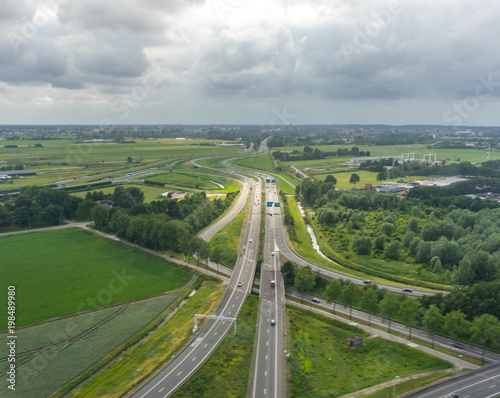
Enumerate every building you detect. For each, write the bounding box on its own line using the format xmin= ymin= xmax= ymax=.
xmin=0 ymin=170 xmax=37 ymax=177
xmin=348 ymin=335 xmax=363 ymax=348
xmin=94 ymin=200 xmax=114 ymax=210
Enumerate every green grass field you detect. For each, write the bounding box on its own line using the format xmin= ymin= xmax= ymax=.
xmin=0 ymin=228 xmax=193 ymax=326
xmin=71 ymin=184 xmax=170 ymax=202
xmin=209 ymin=206 xmax=246 ymax=268
xmin=0 ymin=294 xmax=178 ymax=398
xmin=287 ymin=306 xmax=452 ymax=397
xmin=274 ymin=144 xmax=498 ymax=164
xmin=173 ymin=294 xmax=259 ymax=398
xmin=0 ymin=139 xmax=243 ymax=189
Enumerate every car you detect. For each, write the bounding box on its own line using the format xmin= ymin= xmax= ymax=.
xmin=402 ymin=288 xmax=413 ymax=293
xmin=363 ymin=280 xmax=372 ymax=284
xmin=451 ymin=342 xmax=464 ymax=349
xmin=237 ymin=282 xmax=242 ymax=287
xmin=445 ymin=394 xmax=459 ymax=398
xmin=312 ymin=298 xmax=320 ymax=303
xmin=271 ymin=252 xmax=275 ymax=256
xmin=270 ymin=319 xmax=276 ymax=325
xmin=249 ymin=238 xmax=253 ymax=243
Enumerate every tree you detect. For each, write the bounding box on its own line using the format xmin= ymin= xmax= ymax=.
xmin=198 ymin=239 xmax=210 ymax=267
xmin=398 ymin=299 xmax=421 ymax=340
xmin=340 ymin=280 xmax=359 ymax=319
xmin=379 ymin=294 xmax=400 ymax=333
xmin=374 ymin=235 xmax=385 ymax=251
xmin=210 ymin=245 xmax=223 ymax=274
xmin=380 ymin=222 xmax=395 ymax=236
xmin=75 ymin=199 xmax=96 ymax=221
xmin=407 ymin=217 xmax=419 ymax=233
xmin=444 ymin=310 xmax=471 ymax=342
xmin=325 ymin=279 xmax=342 ymax=313
xmin=127 ymin=156 xmax=133 ymax=163
xmin=281 ymin=261 xmax=296 ymax=286
xmin=352 ymin=235 xmax=372 ymax=255
xmin=470 ymin=314 xmax=500 ymax=353
xmin=324 ymin=174 xmax=337 ymax=185
xmin=384 ymin=241 xmax=401 ymax=260
xmin=91 ymin=206 xmax=108 ymax=229
xmin=422 ymin=305 xmax=444 ymax=348
xmin=360 ymin=287 xmax=379 ymax=325
xmin=349 ymin=173 xmax=360 ymax=187
xmin=294 ymin=266 xmax=316 ymax=303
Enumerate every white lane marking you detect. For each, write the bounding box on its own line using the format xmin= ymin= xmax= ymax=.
xmin=265 ymin=370 xmax=268 ymax=376
xmin=159 ymin=387 xmax=164 ymax=393
xmin=489 ymin=385 xmax=496 ymax=388
xmin=177 ymin=371 xmax=182 ymax=376
xmin=266 ymin=341 xmax=269 ymax=346
xmin=264 ymin=388 xmax=267 ymax=395
xmin=192 ymin=357 xmax=197 ymax=361
xmin=266 ymin=355 xmax=268 ymax=360
xmin=214 ymin=332 xmax=218 ymax=336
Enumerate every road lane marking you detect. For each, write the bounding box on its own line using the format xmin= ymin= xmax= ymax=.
xmin=177 ymin=371 xmax=182 ymax=376
xmin=192 ymin=357 xmax=197 ymax=361
xmin=158 ymin=387 xmax=164 ymax=392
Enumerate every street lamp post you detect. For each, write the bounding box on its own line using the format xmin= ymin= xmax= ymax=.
xmin=135 ymin=368 xmax=141 ymax=387
xmin=393 ymin=376 xmax=399 ymax=397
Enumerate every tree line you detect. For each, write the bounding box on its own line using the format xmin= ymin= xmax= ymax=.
xmin=283 ymin=262 xmax=500 ymax=352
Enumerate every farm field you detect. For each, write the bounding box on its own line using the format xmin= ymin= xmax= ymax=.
xmin=273 ymin=144 xmax=498 ymax=164
xmin=0 ymin=294 xmax=179 ymax=398
xmin=0 ymin=139 xmax=243 ymax=189
xmin=173 ymin=294 xmax=259 ymax=398
xmin=68 ymin=280 xmax=224 ymax=398
xmin=0 ymin=228 xmax=193 ymax=326
xmin=287 ymin=306 xmax=452 ymax=398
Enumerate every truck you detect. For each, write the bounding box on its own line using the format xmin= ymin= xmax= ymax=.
xmin=274 ymin=202 xmax=280 ymax=207
xmin=266 ymin=178 xmax=271 ymax=183
xmin=267 ymin=201 xmax=273 ymax=207
xmin=271 ymin=179 xmax=276 ymax=183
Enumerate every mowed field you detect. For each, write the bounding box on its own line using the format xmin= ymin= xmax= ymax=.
xmin=0 ymin=228 xmax=193 ymax=327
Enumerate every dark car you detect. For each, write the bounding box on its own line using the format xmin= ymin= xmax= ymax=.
xmin=451 ymin=342 xmax=464 ymax=349
xmin=402 ymin=288 xmax=412 ymax=293
xmin=445 ymin=394 xmax=459 ymax=398
xmin=363 ymin=280 xmax=372 ymax=284
xmin=312 ymin=298 xmax=320 ymax=303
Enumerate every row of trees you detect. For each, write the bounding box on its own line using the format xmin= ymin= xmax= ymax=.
xmin=284 ymin=264 xmax=500 ymax=351
xmin=0 ymin=186 xmax=82 ymax=228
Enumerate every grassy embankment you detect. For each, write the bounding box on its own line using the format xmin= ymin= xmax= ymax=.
xmin=173 ymin=294 xmax=259 ymax=397
xmin=287 ymin=306 xmax=452 ymax=397
xmin=62 ymin=280 xmax=224 ymax=398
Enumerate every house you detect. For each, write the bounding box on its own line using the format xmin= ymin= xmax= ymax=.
xmin=94 ymin=200 xmax=114 ymax=210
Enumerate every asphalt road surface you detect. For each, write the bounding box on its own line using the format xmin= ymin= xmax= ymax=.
xmin=402 ymin=361 xmax=500 ymax=398
xmin=131 ymin=178 xmax=262 ymax=398
xmin=251 ymin=180 xmax=285 ymax=398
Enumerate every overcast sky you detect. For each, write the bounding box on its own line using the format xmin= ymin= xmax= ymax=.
xmin=0 ymin=0 xmax=499 ymax=126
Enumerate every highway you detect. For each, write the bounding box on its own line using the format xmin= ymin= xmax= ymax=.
xmin=251 ymin=179 xmax=285 ymax=398
xmin=402 ymin=361 xmax=500 ymax=398
xmin=131 ymin=177 xmax=262 ymax=398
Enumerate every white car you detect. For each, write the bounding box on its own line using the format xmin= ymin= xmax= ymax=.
xmin=249 ymin=238 xmax=253 ymax=243
xmin=271 ymin=252 xmax=275 ymax=256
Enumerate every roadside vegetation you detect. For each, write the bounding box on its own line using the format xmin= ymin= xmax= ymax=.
xmin=63 ymin=280 xmax=224 ymax=398
xmin=287 ymin=306 xmax=451 ymax=397
xmin=209 ymin=207 xmax=246 ymax=269
xmin=173 ymin=294 xmax=259 ymax=398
